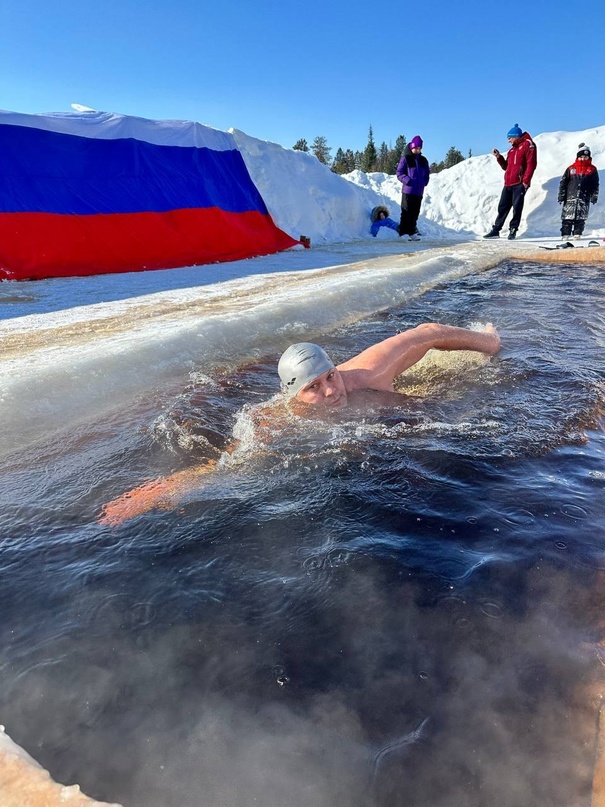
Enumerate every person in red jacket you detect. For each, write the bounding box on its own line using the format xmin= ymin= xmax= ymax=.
xmin=484 ymin=124 xmax=538 ymax=240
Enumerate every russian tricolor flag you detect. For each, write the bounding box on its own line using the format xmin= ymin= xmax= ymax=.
xmin=0 ymin=109 xmax=299 ymax=281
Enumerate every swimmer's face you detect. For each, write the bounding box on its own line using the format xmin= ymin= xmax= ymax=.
xmin=296 ymin=367 xmax=347 ymax=408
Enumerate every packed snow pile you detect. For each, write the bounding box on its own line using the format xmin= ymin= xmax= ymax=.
xmin=234 ymin=125 xmax=605 ymax=242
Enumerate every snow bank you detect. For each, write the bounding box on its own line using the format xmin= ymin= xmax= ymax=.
xmin=235 ymin=123 xmax=605 ymax=241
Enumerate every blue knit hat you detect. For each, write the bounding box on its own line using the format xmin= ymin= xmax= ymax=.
xmin=507 ymin=124 xmax=522 ymax=138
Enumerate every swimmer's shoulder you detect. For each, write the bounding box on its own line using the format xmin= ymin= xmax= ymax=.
xmin=337 ymin=364 xmax=377 ymax=394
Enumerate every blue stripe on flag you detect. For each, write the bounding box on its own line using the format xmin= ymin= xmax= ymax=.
xmin=0 ymin=123 xmax=269 ymax=215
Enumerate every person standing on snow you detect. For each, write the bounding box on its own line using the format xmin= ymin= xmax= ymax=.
xmin=557 ymin=143 xmax=599 ymax=241
xmin=396 ymin=136 xmax=430 ymax=241
xmin=484 ymin=124 xmax=537 ymax=240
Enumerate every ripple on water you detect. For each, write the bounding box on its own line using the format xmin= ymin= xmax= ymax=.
xmin=560 ymin=503 xmax=589 ymax=520
xmin=497 ymin=507 xmax=537 ymax=527
xmin=479 ymin=601 xmax=504 ymax=619
xmin=300 ymin=548 xmax=354 ymax=573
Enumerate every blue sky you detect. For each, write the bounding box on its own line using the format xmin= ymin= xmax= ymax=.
xmin=3 ymin=0 xmax=605 ymax=163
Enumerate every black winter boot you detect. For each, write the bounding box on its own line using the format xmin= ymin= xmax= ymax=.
xmin=483 ymin=228 xmax=500 ymax=239
xmin=508 ymin=229 xmax=518 ymax=240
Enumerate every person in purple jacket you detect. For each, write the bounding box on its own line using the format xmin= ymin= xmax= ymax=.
xmin=396 ymin=135 xmax=430 ymax=240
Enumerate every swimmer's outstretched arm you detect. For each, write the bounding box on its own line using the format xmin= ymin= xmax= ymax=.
xmin=339 ymin=323 xmax=501 ymax=392
xmin=98 ymin=406 xmax=281 ymax=527
xmin=98 ymin=459 xmax=220 ymax=527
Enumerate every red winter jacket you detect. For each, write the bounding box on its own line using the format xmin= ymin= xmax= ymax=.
xmin=496 ymin=132 xmax=537 ymax=188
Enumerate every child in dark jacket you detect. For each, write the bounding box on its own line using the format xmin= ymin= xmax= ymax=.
xmin=558 ymin=143 xmax=599 ymax=240
xmin=370 ymin=205 xmax=399 ymax=237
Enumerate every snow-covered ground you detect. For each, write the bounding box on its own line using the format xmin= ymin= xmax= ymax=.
xmin=234 ymin=124 xmax=605 ymax=243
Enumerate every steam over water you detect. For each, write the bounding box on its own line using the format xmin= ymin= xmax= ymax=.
xmin=1 ymin=258 xmax=604 ymax=806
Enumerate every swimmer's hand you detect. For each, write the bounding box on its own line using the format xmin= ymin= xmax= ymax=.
xmin=98 ymin=460 xmax=219 ymax=527
xmin=481 ymin=322 xmax=501 ymax=354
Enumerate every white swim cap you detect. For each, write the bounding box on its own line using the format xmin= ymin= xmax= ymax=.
xmin=278 ymin=343 xmax=335 ymax=396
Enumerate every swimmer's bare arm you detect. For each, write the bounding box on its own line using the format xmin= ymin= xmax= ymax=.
xmin=338 ymin=323 xmax=501 ymax=392
xmin=98 ymin=456 xmax=227 ymax=527
xmin=98 ymin=403 xmax=287 ymax=527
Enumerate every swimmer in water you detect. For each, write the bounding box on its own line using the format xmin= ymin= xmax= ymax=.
xmin=278 ymin=323 xmax=500 ymax=410
xmin=98 ymin=323 xmax=501 ymax=526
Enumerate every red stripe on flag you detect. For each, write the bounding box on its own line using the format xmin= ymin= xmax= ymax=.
xmin=0 ymin=208 xmax=299 ymax=280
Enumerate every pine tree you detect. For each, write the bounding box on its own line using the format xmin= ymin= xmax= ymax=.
xmin=376 ymin=141 xmax=390 ymax=173
xmin=394 ymin=134 xmax=407 ymax=153
xmin=360 ymin=126 xmax=377 ymax=172
xmin=292 ymin=137 xmax=309 ymax=152
xmin=385 ymin=135 xmax=406 ymax=175
xmin=344 ymin=149 xmax=357 ymax=172
xmin=311 ymin=136 xmax=332 ymax=165
xmin=331 ymin=147 xmax=349 ymax=174
xmin=293 ymin=138 xmax=309 ymax=152
xmin=443 ymin=147 xmax=465 ymax=169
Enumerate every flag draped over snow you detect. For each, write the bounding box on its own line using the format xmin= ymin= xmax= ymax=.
xmin=0 ymin=109 xmax=299 ymax=281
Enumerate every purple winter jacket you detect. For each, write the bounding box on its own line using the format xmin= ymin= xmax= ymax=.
xmin=396 ymin=145 xmax=430 ymax=197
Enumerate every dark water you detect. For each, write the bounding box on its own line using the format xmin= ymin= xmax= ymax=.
xmin=1 ymin=259 xmax=604 ymax=806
